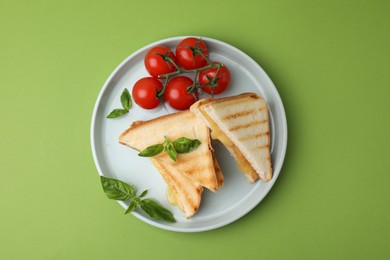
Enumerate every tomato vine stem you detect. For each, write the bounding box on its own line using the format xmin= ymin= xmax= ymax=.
xmin=157 ymin=59 xmax=222 ymax=98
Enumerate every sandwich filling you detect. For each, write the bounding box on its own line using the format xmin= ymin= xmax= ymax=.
xmin=166 ymin=186 xmax=178 ymax=206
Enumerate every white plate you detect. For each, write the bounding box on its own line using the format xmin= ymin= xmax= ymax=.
xmin=91 ymin=36 xmax=287 ymax=232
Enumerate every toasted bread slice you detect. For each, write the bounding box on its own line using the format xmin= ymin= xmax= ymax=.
xmin=150 ymin=158 xmax=203 ymax=218
xmin=150 ymin=151 xmax=222 ymax=218
xmin=190 ymin=93 xmax=272 ymax=182
xmin=119 ymin=111 xmax=220 ymax=192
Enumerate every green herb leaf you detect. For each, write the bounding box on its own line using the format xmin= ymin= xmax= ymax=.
xmin=100 ymin=176 xmax=175 ymax=222
xmin=106 ymin=88 xmax=132 ymax=119
xmin=173 ymin=137 xmax=201 ymax=154
xmin=138 ymin=144 xmax=164 ymax=157
xmin=100 ymin=176 xmax=136 ymax=200
xmin=137 ymin=136 xmax=200 ymax=162
xmin=120 ymin=88 xmax=132 ymax=111
xmin=106 ymin=108 xmax=128 ymax=118
xmin=140 ymin=199 xmax=176 ymax=222
xmin=125 ymin=201 xmax=137 ymax=214
xmin=164 ymin=137 xmax=177 ymax=161
xmin=139 ymin=190 xmax=148 ymax=198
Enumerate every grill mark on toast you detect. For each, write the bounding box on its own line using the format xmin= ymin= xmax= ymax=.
xmin=159 ymin=162 xmax=201 ymax=207
xmin=178 ymin=185 xmax=196 ymax=208
xmin=171 ymin=160 xmax=217 ymax=191
xmin=252 ymin=144 xmax=270 ymax=150
xmin=207 ymin=94 xmax=263 ymax=109
xmin=228 ymin=119 xmax=267 ymax=131
xmin=221 ymin=106 xmax=267 ymax=121
xmin=178 ymin=163 xmax=214 ymax=174
xmin=238 ymin=131 xmax=269 ymax=142
xmin=174 ymin=153 xmax=213 ymax=171
xmin=180 ymin=164 xmax=213 ymax=176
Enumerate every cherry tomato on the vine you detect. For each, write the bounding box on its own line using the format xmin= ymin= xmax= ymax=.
xmin=164 ymin=76 xmax=198 ymax=110
xmin=132 ymin=77 xmax=163 ymax=109
xmin=144 ymin=46 xmax=177 ymax=78
xmin=175 ymin=37 xmax=209 ymax=70
xmin=199 ymin=62 xmax=231 ymax=95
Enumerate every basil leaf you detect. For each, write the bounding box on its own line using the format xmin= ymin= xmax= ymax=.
xmin=138 ymin=144 xmax=164 ymax=157
xmin=139 ymin=190 xmax=148 ymax=198
xmin=140 ymin=199 xmax=176 ymax=222
xmin=164 ymin=138 xmax=177 ymax=161
xmin=100 ymin=176 xmax=136 ymax=200
xmin=106 ymin=108 xmax=128 ymax=118
xmin=173 ymin=137 xmax=201 ymax=154
xmin=125 ymin=200 xmax=137 ymax=215
xmin=120 ymin=88 xmax=132 ymax=111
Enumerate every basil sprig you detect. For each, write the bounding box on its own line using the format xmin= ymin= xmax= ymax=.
xmin=138 ymin=136 xmax=201 ymax=161
xmin=100 ymin=176 xmax=176 ymax=222
xmin=107 ymin=88 xmax=132 ymax=118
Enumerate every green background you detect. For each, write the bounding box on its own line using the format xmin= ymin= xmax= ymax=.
xmin=1 ymin=0 xmax=389 ymax=259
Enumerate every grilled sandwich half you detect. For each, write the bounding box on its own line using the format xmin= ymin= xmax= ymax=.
xmin=190 ymin=92 xmax=272 ymax=182
xmin=119 ymin=111 xmax=223 ymax=218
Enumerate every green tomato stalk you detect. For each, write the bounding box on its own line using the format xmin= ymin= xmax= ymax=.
xmin=156 ymin=48 xmax=224 ymax=99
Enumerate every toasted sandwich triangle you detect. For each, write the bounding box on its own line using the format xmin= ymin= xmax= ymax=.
xmin=119 ymin=111 xmax=220 ymax=191
xmin=118 ymin=110 xmax=223 ymax=218
xmin=190 ymin=92 xmax=273 ymax=182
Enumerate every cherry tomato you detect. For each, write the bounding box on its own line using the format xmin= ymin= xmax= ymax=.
xmin=199 ymin=62 xmax=231 ymax=95
xmin=164 ymin=76 xmax=198 ymax=110
xmin=144 ymin=46 xmax=177 ymax=78
xmin=175 ymin=37 xmax=209 ymax=70
xmin=132 ymin=77 xmax=163 ymax=109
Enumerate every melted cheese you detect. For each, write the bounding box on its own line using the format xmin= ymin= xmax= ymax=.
xmin=166 ymin=186 xmax=177 ymax=206
xmin=200 ymin=110 xmax=258 ymax=181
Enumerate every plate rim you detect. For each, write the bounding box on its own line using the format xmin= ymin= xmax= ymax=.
xmin=90 ymin=36 xmax=288 ymax=232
